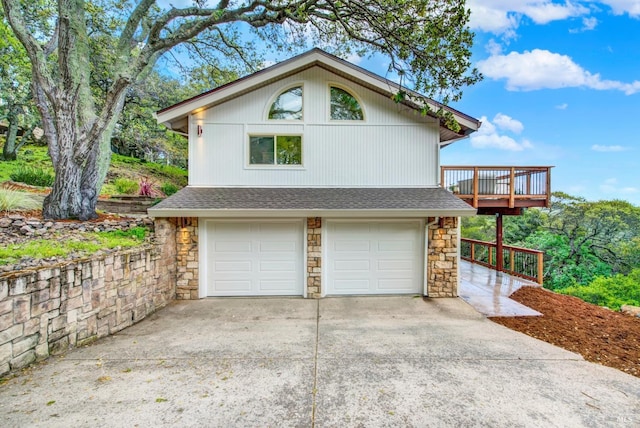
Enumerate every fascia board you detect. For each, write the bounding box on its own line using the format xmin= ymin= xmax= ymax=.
xmin=147 ymin=208 xmax=477 ymax=219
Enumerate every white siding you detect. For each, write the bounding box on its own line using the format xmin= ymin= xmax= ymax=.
xmin=190 ymin=67 xmax=440 ymax=187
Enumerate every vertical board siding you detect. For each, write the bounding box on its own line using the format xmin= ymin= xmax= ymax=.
xmin=191 ymin=67 xmax=440 ymax=187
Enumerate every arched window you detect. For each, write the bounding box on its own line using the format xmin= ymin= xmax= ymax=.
xmin=330 ymin=86 xmax=364 ymax=120
xmin=268 ymin=86 xmax=303 ymax=120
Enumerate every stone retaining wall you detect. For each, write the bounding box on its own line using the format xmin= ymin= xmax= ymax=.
xmin=0 ymin=219 xmax=176 ymax=376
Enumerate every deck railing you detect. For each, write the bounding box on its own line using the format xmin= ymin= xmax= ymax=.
xmin=461 ymin=238 xmax=544 ymax=285
xmin=441 ymin=166 xmax=552 ymax=208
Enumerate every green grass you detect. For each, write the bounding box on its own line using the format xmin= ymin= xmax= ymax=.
xmin=160 ymin=182 xmax=180 ymax=196
xmin=113 ymin=177 xmax=138 ymax=195
xmin=0 ymin=189 xmax=40 ymax=211
xmin=0 ymin=144 xmax=52 ymax=183
xmin=10 ymin=166 xmax=55 ymax=187
xmin=0 ymin=227 xmax=148 ymax=266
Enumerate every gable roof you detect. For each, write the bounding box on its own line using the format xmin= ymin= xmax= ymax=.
xmin=156 ymin=48 xmax=480 ymax=145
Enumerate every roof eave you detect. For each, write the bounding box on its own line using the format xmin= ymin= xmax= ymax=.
xmin=147 ymin=207 xmax=477 ymax=219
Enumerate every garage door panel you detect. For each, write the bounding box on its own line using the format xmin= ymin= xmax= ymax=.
xmin=377 ymin=259 xmax=412 ymax=271
xmin=259 ymin=279 xmax=297 ymax=292
xmin=334 ymin=259 xmax=370 ymax=271
xmin=378 ymin=240 xmax=414 ymax=252
xmin=206 ymin=220 xmax=304 ymax=296
xmin=334 ymin=279 xmax=370 ymax=292
xmin=259 ymin=260 xmax=297 ymax=272
xmin=333 ymin=240 xmax=370 ymax=252
xmin=215 ymin=240 xmax=252 ymax=252
xmin=327 ymin=220 xmax=423 ymax=295
xmin=377 ymin=279 xmax=414 ymax=290
xmin=215 ymin=261 xmax=252 ymax=272
xmin=214 ymin=280 xmax=252 ymax=292
xmin=260 ymin=240 xmax=297 ymax=252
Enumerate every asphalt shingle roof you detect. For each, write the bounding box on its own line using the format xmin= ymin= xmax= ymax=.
xmin=149 ymin=187 xmax=475 ymax=216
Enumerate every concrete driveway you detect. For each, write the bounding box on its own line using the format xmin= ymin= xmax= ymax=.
xmin=0 ymin=297 xmax=638 ymax=427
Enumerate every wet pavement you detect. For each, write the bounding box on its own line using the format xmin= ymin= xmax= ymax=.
xmin=458 ymin=261 xmax=542 ymax=317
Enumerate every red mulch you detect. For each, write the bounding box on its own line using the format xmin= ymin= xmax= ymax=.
xmin=490 ymin=287 xmax=640 ymax=378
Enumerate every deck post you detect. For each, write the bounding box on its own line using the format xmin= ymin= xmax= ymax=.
xmin=496 ymin=213 xmax=503 ymax=272
xmin=537 ymin=252 xmax=544 ymax=285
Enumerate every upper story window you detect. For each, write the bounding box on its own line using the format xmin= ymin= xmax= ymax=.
xmin=330 ymin=86 xmax=364 ymax=120
xmin=249 ymin=135 xmax=302 ymax=166
xmin=268 ymin=86 xmax=303 ymax=120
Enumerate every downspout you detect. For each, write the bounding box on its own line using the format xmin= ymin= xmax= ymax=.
xmin=424 ymin=217 xmax=440 ymax=297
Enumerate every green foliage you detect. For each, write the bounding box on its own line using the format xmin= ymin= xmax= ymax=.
xmin=524 ymin=230 xmax=612 ymax=289
xmin=160 ymin=182 xmax=180 ymax=196
xmin=0 ymin=10 xmax=40 ymax=161
xmin=0 ymin=188 xmax=39 ymax=211
xmin=0 ymin=228 xmax=147 ymax=266
xmin=559 ymin=269 xmax=640 ymax=310
xmin=96 ymin=226 xmax=147 ymax=242
xmin=110 ymin=153 xmax=187 ymax=186
xmin=461 ymin=193 xmax=640 ymax=293
xmin=10 ymin=166 xmax=54 ymax=187
xmin=461 ymin=216 xmax=495 ymax=241
xmin=113 ymin=177 xmax=138 ymax=195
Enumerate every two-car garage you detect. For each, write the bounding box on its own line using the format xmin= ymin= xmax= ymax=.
xmin=203 ymin=219 xmax=424 ymax=297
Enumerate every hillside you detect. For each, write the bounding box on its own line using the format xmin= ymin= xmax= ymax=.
xmin=0 ymin=143 xmax=187 ymax=197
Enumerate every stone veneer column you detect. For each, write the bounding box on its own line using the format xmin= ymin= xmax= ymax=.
xmin=306 ymin=217 xmax=322 ymax=298
xmin=175 ymin=218 xmax=199 ymax=300
xmin=427 ymin=217 xmax=459 ymax=297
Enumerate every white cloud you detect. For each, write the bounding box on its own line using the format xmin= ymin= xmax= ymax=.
xmin=556 ymin=103 xmax=569 ymax=109
xmin=600 ymin=177 xmax=639 ymax=194
xmin=591 ymin=144 xmax=629 ymax=152
xmin=467 ymin=1 xmax=640 ymax=38
xmin=477 ymin=49 xmax=640 ymax=94
xmin=471 ymin=115 xmax=533 ymax=151
xmin=467 ymin=1 xmax=589 ymax=37
xmin=582 ymin=16 xmax=599 ymax=30
xmin=599 ymin=0 xmax=640 ymax=17
xmin=485 ymin=39 xmax=504 ymax=56
xmin=493 ymin=113 xmax=524 ymax=134
xmin=344 ymin=52 xmax=363 ymax=65
xmin=570 ymin=16 xmax=599 ymax=32
xmin=520 ymin=2 xmax=589 ymax=23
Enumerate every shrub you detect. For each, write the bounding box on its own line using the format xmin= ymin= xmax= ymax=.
xmin=0 ymin=188 xmax=40 ymax=211
xmin=559 ymin=269 xmax=640 ymax=310
xmin=97 ymin=226 xmax=147 ymax=241
xmin=10 ymin=166 xmax=54 ymax=187
xmin=160 ymin=182 xmax=179 ymax=196
xmin=113 ymin=177 xmax=138 ymax=195
xmin=138 ymin=176 xmax=155 ymax=197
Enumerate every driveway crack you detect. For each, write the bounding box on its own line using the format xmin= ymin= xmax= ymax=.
xmin=311 ymin=299 xmax=320 ymax=427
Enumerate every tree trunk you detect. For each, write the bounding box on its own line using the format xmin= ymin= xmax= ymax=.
xmin=2 ymin=119 xmax=19 ymax=161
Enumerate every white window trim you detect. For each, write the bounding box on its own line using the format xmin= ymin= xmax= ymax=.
xmin=246 ymin=133 xmax=305 ymax=169
xmin=327 ymin=82 xmax=366 ymax=123
xmin=264 ymin=82 xmax=305 ymax=122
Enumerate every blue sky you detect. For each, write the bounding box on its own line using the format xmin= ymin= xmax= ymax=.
xmin=160 ymin=1 xmax=639 ymax=205
xmin=435 ymin=1 xmax=640 ymax=205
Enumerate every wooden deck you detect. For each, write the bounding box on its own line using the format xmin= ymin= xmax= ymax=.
xmin=441 ymin=166 xmax=552 ymax=215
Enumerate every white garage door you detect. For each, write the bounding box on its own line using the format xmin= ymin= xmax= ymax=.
xmin=205 ymin=220 xmax=304 ymax=296
xmin=326 ymin=220 xmax=424 ymax=295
